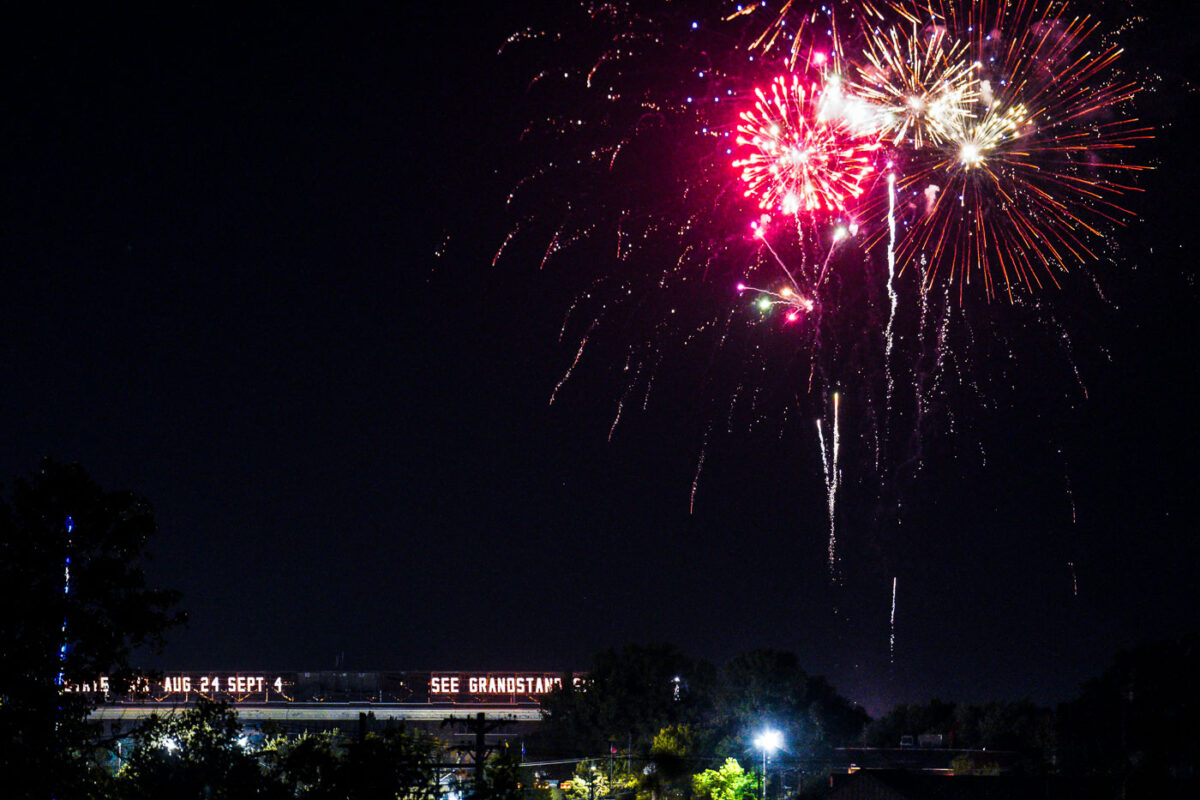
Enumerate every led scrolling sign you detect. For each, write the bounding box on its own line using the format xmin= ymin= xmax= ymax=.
xmin=66 ymin=671 xmax=582 ymax=705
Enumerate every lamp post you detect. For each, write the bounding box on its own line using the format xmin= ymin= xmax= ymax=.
xmin=753 ymin=729 xmax=783 ymax=800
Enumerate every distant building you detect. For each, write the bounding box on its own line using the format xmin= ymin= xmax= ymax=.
xmin=81 ymin=669 xmax=577 ymax=739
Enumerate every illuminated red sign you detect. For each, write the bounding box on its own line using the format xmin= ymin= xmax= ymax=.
xmin=429 ymin=672 xmax=577 ymax=697
xmin=67 ymin=671 xmax=582 ymax=705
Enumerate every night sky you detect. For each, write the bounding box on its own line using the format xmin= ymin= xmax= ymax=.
xmin=3 ymin=2 xmax=1198 ymax=717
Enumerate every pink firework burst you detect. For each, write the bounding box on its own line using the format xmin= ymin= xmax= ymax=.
xmin=734 ymin=75 xmax=881 ymax=217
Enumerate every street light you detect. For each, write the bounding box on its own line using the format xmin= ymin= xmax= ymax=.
xmin=753 ymin=729 xmax=783 ymax=800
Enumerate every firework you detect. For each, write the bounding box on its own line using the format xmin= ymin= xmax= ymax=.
xmin=817 ymin=391 xmax=842 ymax=576
xmin=850 ymin=23 xmax=980 ymax=149
xmin=741 ymin=0 xmax=1151 ymax=298
xmin=889 ymin=576 xmax=898 ymax=663
xmin=499 ymin=0 xmax=1149 ymax=579
xmin=868 ymin=0 xmax=1152 ymax=298
xmin=738 ymin=281 xmax=815 ymax=323
xmin=734 ymin=75 xmax=881 ymax=217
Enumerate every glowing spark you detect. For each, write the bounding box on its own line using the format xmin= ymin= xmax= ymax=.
xmin=739 ymin=281 xmax=815 ymax=319
xmin=890 ymin=576 xmax=898 ymax=664
xmin=817 ymin=392 xmax=841 ymax=577
xmin=550 ymin=323 xmax=596 ymax=405
xmin=690 ymin=428 xmax=710 ymax=515
xmin=885 ymin=171 xmax=898 ymax=414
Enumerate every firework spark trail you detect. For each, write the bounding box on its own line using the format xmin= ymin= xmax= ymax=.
xmin=690 ymin=426 xmax=711 ymax=515
xmin=609 ymin=355 xmax=640 ymax=442
xmin=1068 ymin=561 xmax=1079 ymax=597
xmin=539 ymin=229 xmax=562 ymax=271
xmin=755 ymin=228 xmax=804 ymax=293
xmin=1060 ymin=448 xmax=1078 ymax=525
xmin=726 ymin=382 xmax=744 ymax=434
xmin=550 ymin=321 xmax=598 ymax=405
xmin=817 ymin=392 xmax=841 ymax=577
xmin=492 ymin=222 xmax=524 ymax=267
xmin=883 ymin=170 xmax=898 ymax=467
xmin=58 ymin=516 xmax=73 ymax=690
xmin=890 ymin=576 xmax=898 ymax=664
xmin=813 ymin=226 xmax=852 ymax=293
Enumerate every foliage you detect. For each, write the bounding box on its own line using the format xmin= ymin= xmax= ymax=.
xmin=539 ymin=644 xmax=715 ymax=756
xmin=260 ymin=731 xmax=343 ymax=798
xmin=861 ymin=698 xmax=957 ymax=747
xmin=638 ymin=725 xmax=696 ymax=800
xmin=117 ymin=701 xmax=444 ymax=799
xmin=862 ymin=697 xmax=1053 ymax=772
xmin=478 ymin=744 xmax=524 ymax=800
xmin=116 ymin=700 xmax=271 ymax=799
xmin=1057 ymin=633 xmax=1200 ymax=791
xmin=539 ymin=646 xmax=867 ymax=772
xmin=707 ymin=650 xmax=868 ymax=759
xmin=948 ymin=754 xmax=1001 ymax=776
xmin=565 ymin=757 xmax=638 ymax=800
xmin=0 ymin=460 xmax=185 ymax=799
xmin=691 ymin=758 xmax=757 ymax=800
xmin=336 ymin=725 xmax=443 ymax=800
xmin=648 ymin=725 xmax=695 ymax=782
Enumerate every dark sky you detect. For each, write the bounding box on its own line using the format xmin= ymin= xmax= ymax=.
xmin=2 ymin=2 xmax=1197 ymax=717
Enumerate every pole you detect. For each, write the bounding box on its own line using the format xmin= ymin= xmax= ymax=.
xmin=761 ymin=750 xmax=767 ymax=800
xmin=609 ymin=742 xmax=614 ymax=793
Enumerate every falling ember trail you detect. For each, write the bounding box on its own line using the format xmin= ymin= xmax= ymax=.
xmin=690 ymin=428 xmax=711 ymax=515
xmin=1062 ymin=453 xmax=1077 ymax=525
xmin=889 ymin=576 xmax=898 ymax=664
xmin=1068 ymin=562 xmax=1079 ymax=597
xmin=884 ymin=171 xmax=898 ymax=408
xmin=550 ymin=321 xmax=597 ymax=405
xmin=817 ymin=392 xmax=841 ymax=578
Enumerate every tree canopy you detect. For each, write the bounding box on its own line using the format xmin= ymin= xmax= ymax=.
xmin=537 ymin=645 xmax=867 ymax=769
xmin=539 ymin=644 xmax=715 ymax=755
xmin=0 ymin=460 xmax=186 ymax=798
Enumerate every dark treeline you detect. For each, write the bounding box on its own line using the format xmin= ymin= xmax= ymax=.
xmin=535 ymin=638 xmax=1200 ymax=797
xmin=534 ymin=645 xmax=866 ymax=762
xmin=3 ymin=462 xmax=1199 ymax=799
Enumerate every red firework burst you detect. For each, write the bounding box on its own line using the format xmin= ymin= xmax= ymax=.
xmin=734 ymin=75 xmax=882 ymax=217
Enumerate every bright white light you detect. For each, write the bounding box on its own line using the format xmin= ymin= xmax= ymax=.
xmin=754 ymin=729 xmax=784 ymax=754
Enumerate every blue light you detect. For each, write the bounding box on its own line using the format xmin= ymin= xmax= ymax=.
xmin=691 ymin=21 xmax=698 ymax=29
xmin=65 ymin=516 xmax=74 ymax=534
